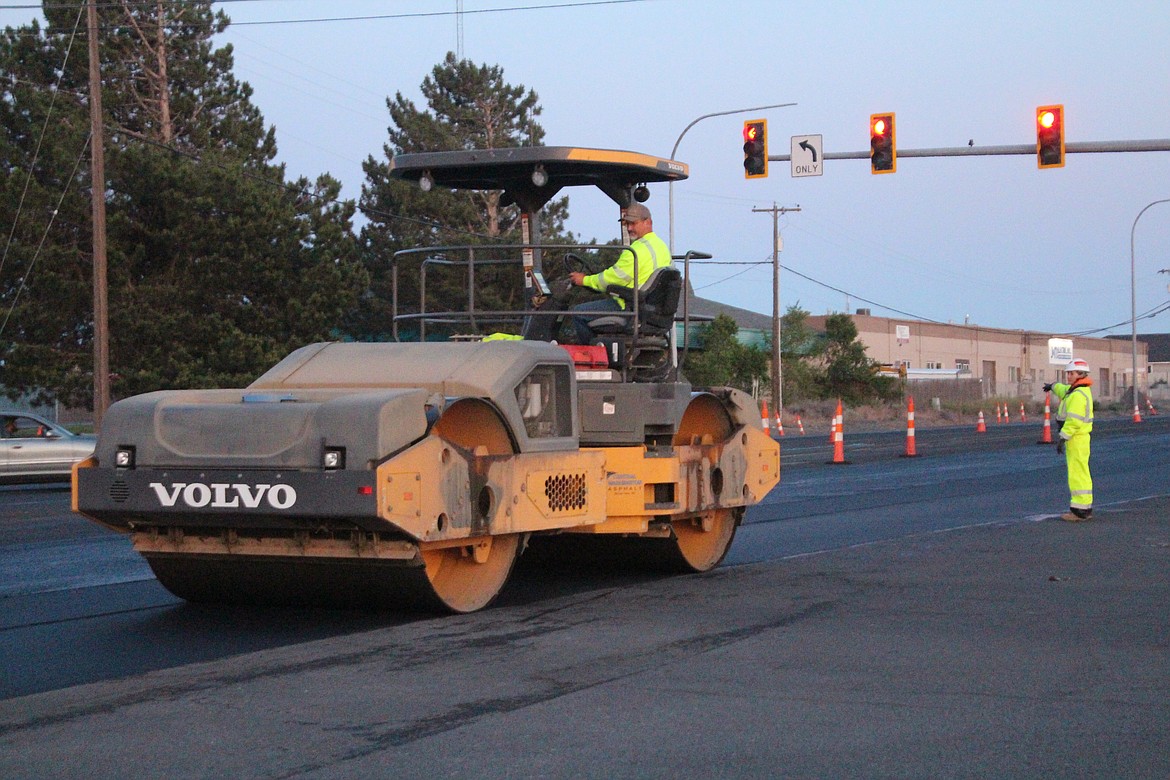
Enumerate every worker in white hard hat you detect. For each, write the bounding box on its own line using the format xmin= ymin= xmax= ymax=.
xmin=1043 ymin=358 xmax=1094 ymax=521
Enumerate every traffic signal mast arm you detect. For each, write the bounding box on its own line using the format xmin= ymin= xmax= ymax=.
xmin=769 ymin=138 xmax=1170 ymax=163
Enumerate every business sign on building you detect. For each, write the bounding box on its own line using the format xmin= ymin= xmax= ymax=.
xmin=895 ymin=325 xmax=910 ymax=344
xmin=1048 ymin=338 xmax=1073 ymax=365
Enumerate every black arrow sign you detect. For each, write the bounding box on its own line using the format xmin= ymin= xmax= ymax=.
xmin=799 ymin=140 xmax=819 ymax=163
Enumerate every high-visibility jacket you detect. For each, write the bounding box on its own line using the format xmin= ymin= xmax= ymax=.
xmin=1053 ymin=380 xmax=1094 ymax=439
xmin=583 ymin=230 xmax=672 ymax=308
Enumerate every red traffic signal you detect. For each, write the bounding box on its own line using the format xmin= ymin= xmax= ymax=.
xmin=870 ymin=113 xmax=896 ymax=174
xmin=1036 ymin=104 xmax=1065 ymax=169
xmin=743 ymin=119 xmax=768 ymax=179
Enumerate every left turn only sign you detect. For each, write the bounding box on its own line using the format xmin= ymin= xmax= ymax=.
xmin=790 ymin=135 xmax=823 ymax=177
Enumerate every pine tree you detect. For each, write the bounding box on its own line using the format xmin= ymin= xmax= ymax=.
xmin=350 ymin=53 xmax=572 ymax=341
xmin=0 ymin=2 xmax=364 ymax=406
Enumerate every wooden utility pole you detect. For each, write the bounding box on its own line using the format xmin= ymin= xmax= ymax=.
xmin=87 ymin=0 xmax=110 ymax=429
xmin=752 ymin=203 xmax=800 ymax=415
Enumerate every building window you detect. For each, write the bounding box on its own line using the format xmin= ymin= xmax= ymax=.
xmin=925 ymin=361 xmax=942 ymax=369
xmin=956 ymin=359 xmax=970 ymax=373
xmin=1009 ymin=366 xmax=1019 ymax=382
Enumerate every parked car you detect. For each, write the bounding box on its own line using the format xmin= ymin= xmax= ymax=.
xmin=1 ymin=411 xmax=96 ymax=484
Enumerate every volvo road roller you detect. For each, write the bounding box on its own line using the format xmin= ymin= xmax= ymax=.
xmin=73 ymin=146 xmax=780 ymax=612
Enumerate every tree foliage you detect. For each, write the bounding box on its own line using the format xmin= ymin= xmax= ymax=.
xmin=0 ymin=2 xmax=365 ymax=407
xmin=682 ymin=314 xmax=770 ymax=392
xmin=816 ymin=313 xmax=897 ymax=404
xmin=349 ymin=53 xmax=573 ymax=341
xmin=779 ymin=304 xmax=822 ymax=402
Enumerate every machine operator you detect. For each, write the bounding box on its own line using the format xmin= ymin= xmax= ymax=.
xmin=568 ymin=203 xmax=672 ymax=344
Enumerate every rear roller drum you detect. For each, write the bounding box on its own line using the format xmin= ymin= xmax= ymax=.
xmin=658 ymin=393 xmax=741 ymax=571
xmin=580 ymin=393 xmax=742 ymax=574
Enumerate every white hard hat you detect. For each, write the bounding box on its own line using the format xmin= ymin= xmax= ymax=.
xmin=1066 ymin=358 xmax=1090 ymax=374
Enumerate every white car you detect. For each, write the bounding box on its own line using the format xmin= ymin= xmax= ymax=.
xmin=1 ymin=411 xmax=96 ymax=484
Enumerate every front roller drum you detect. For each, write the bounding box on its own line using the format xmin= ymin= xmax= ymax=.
xmin=142 ymin=532 xmax=524 ymax=613
xmin=668 ymin=506 xmax=742 ymax=572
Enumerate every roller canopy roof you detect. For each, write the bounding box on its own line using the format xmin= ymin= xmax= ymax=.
xmin=388 ymin=146 xmax=688 ymax=212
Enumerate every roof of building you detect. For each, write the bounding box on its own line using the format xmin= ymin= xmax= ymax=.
xmin=1109 ymin=333 xmax=1170 ymax=362
xmin=682 ymin=281 xmax=774 ymax=331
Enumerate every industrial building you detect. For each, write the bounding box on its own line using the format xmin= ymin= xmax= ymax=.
xmin=683 ymin=287 xmax=1153 ymax=403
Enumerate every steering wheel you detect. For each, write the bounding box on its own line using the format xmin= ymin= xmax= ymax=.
xmin=563 ymin=251 xmax=590 ymax=276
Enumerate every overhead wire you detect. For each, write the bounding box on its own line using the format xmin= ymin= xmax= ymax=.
xmin=0 ymin=134 xmax=91 ymax=341
xmin=218 ymin=0 xmax=650 ymax=27
xmin=0 ymin=2 xmax=85 ymax=282
xmin=1067 ymin=300 xmax=1170 ymax=336
xmin=0 ymin=0 xmax=651 ymax=25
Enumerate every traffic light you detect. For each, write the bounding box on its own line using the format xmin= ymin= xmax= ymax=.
xmin=743 ymin=119 xmax=768 ymax=179
xmin=1036 ymin=105 xmax=1065 ymax=169
xmin=870 ymin=113 xmax=896 ymax=174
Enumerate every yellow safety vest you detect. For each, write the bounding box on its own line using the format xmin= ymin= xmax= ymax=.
xmin=1054 ymin=382 xmax=1094 ymax=437
xmin=584 ymin=230 xmax=672 ymax=308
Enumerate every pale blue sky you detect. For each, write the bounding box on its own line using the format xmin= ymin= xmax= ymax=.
xmin=5 ymin=0 xmax=1170 ymax=336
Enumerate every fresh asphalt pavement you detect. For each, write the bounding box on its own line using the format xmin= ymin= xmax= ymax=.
xmin=1 ymin=419 xmax=1167 ymax=779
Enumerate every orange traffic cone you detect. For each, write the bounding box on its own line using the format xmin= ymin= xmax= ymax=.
xmin=796 ymin=415 xmax=805 ymax=435
xmin=1037 ymin=392 xmax=1053 ymax=444
xmin=828 ymin=399 xmax=848 ymax=464
xmin=976 ymin=410 xmax=987 ymax=433
xmin=994 ymin=403 xmax=1003 ymax=424
xmin=901 ymin=396 xmax=918 ymax=457
xmin=1147 ymin=398 xmax=1158 ymax=416
xmin=775 ymin=410 xmax=784 ymax=436
xmin=1133 ymin=404 xmax=1143 ymax=423
xmin=761 ymin=399 xmax=771 ymax=434
xmin=1018 ymin=401 xmax=1027 ymax=423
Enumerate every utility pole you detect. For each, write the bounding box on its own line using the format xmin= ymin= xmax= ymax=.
xmin=752 ymin=203 xmax=800 ymax=415
xmin=86 ymin=0 xmax=110 ymax=430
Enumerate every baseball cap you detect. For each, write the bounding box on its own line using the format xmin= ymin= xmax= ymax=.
xmin=620 ymin=203 xmax=651 ymax=223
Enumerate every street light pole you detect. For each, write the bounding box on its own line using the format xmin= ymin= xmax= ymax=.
xmin=667 ymin=102 xmax=796 ymax=253
xmin=1130 ymin=199 xmax=1170 ymax=418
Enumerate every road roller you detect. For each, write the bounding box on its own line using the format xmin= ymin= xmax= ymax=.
xmin=72 ymin=146 xmax=780 ymax=612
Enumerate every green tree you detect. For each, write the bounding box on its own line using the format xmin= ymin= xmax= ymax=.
xmin=350 ymin=53 xmax=573 ymax=341
xmin=779 ymin=304 xmax=823 ymax=402
xmin=682 ymin=314 xmax=770 ymax=392
xmin=817 ymin=313 xmax=896 ymax=404
xmin=0 ymin=2 xmax=365 ymax=406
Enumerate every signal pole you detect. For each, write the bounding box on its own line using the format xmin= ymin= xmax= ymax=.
xmin=753 ymin=203 xmax=800 ymax=415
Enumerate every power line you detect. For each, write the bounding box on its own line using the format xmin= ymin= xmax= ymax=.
xmin=1 ymin=0 xmax=651 ymax=35
xmin=220 ymin=0 xmax=650 ymax=27
xmin=0 ymin=3 xmax=84 ymax=282
xmin=0 ymin=134 xmax=90 ymax=342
